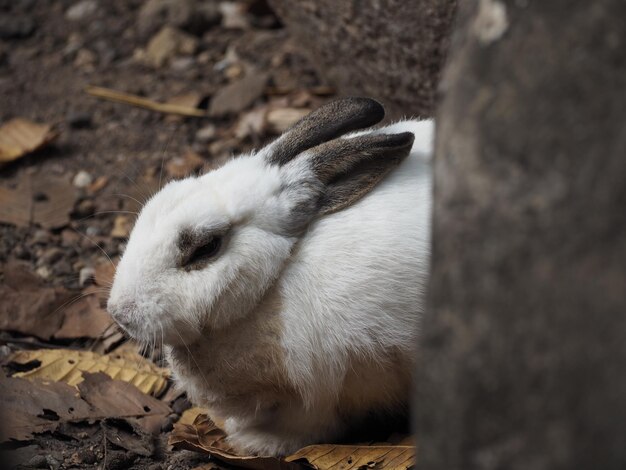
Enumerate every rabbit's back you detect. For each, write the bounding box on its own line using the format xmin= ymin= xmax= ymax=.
xmin=277 ymin=119 xmax=433 ymax=409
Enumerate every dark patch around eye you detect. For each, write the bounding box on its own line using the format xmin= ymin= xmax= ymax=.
xmin=177 ymin=229 xmax=196 ymax=253
xmin=178 ymin=227 xmax=227 ymax=271
xmin=185 ymin=236 xmax=222 ymax=268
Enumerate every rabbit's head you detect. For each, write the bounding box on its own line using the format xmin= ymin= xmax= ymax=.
xmin=107 ymin=98 xmax=414 ymax=346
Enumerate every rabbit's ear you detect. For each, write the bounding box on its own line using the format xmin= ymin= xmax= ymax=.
xmin=309 ymin=132 xmax=414 ymax=215
xmin=266 ymin=98 xmax=385 ymax=166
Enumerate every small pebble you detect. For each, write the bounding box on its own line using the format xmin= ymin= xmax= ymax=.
xmin=195 ymin=124 xmax=217 ymax=143
xmin=66 ymin=0 xmax=99 ymax=21
xmin=36 ymin=266 xmax=51 ymax=280
xmin=85 ymin=226 xmax=101 ymax=237
xmin=79 ymin=266 xmax=96 ymax=287
xmin=170 ymin=56 xmax=195 ymax=72
xmin=32 ymin=229 xmax=51 ymax=245
xmin=73 ymin=198 xmax=96 ymax=218
xmin=0 ymin=345 xmax=11 ymax=361
xmin=73 ymin=170 xmax=93 ymax=188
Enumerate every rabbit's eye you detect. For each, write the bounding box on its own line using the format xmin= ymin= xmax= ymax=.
xmin=185 ymin=236 xmax=222 ymax=268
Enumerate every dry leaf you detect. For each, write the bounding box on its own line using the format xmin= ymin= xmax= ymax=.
xmin=209 ymin=71 xmax=268 ymax=116
xmin=285 ymin=445 xmax=415 ymax=469
xmin=170 ymin=412 xmax=415 ymax=470
xmin=0 ymin=183 xmax=31 ymax=226
xmin=32 ymin=175 xmax=76 ymax=229
xmin=0 ymin=375 xmax=95 ymax=441
xmin=9 ymin=348 xmax=170 ymax=396
xmin=0 ymin=174 xmax=75 ymax=229
xmin=54 ymin=288 xmax=114 ymax=339
xmin=0 ymin=260 xmax=75 ymax=339
xmin=170 ymin=413 xmax=301 ymax=470
xmin=166 ymin=149 xmax=205 ymax=179
xmin=234 ymin=106 xmax=268 ymax=139
xmin=0 ymin=118 xmax=58 ymax=165
xmin=0 ymin=373 xmax=171 ymax=442
xmin=266 ymin=108 xmax=310 ymax=134
xmin=0 ymin=260 xmax=112 ymax=340
xmin=178 ymin=407 xmax=211 ymax=426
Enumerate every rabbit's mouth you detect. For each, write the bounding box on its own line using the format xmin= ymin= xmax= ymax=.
xmin=107 ymin=299 xmax=146 ymax=340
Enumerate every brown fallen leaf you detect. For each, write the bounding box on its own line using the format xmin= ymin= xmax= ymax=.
xmin=9 ymin=348 xmax=170 ymax=396
xmin=170 ymin=413 xmax=300 ymax=470
xmin=0 ymin=260 xmax=113 ymax=341
xmin=266 ymin=108 xmax=311 ymax=134
xmin=144 ymin=26 xmax=198 ymax=68
xmin=209 ymin=71 xmax=268 ymax=117
xmin=0 ymin=174 xmax=75 ymax=229
xmin=78 ymin=372 xmax=171 ymax=434
xmin=234 ymin=106 xmax=268 ymax=139
xmin=176 ymin=407 xmax=209 ymax=425
xmin=0 ymin=375 xmax=95 ymax=441
xmin=32 ymin=174 xmax=76 ymax=229
xmin=285 ymin=445 xmax=415 ymax=470
xmin=166 ymin=149 xmax=205 ymax=179
xmin=0 ymin=260 xmax=75 ymax=340
xmin=54 ymin=287 xmax=114 ymax=339
xmin=0 ymin=182 xmax=31 ymax=226
xmin=0 ymin=118 xmax=58 ymax=166
xmin=170 ymin=412 xmax=416 ymax=470
xmin=0 ymin=373 xmax=171 ymax=442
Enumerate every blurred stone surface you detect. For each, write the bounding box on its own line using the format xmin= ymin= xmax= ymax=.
xmin=418 ymin=1 xmax=626 ymax=469
xmin=66 ymin=0 xmax=99 ymax=22
xmin=268 ymin=0 xmax=458 ymax=118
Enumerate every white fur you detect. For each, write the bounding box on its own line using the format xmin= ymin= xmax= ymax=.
xmin=108 ymin=118 xmax=434 ymax=456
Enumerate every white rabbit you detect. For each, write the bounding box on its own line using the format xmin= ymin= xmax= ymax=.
xmin=108 ymin=98 xmax=433 ymax=456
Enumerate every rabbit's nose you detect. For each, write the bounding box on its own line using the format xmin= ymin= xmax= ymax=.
xmin=107 ymin=299 xmax=136 ymax=329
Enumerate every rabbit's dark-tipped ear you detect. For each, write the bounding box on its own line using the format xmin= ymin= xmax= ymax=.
xmin=266 ymin=98 xmax=385 ymax=166
xmin=308 ymin=132 xmax=414 ymax=215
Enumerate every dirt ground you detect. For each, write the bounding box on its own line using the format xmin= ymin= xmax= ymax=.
xmin=0 ymin=0 xmax=338 ymax=468
xmin=0 ymin=0 xmax=327 ymax=286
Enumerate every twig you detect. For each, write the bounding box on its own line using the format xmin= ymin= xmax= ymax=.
xmin=85 ymin=85 xmax=207 ymax=117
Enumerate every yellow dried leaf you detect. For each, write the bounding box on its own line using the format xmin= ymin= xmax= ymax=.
xmin=0 ymin=118 xmax=58 ymax=164
xmin=10 ymin=349 xmax=170 ymax=396
xmin=178 ymin=407 xmax=210 ymax=426
xmin=170 ymin=411 xmax=414 ymax=470
xmin=285 ymin=444 xmax=415 ymax=469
